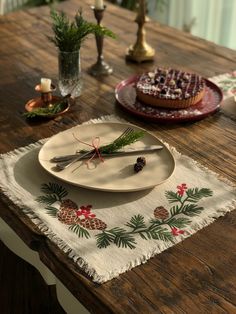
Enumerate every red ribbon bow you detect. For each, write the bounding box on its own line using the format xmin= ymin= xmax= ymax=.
xmin=73 ymin=133 xmax=104 ymax=168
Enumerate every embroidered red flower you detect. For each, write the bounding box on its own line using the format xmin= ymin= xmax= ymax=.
xmin=76 ymin=205 xmax=96 ymax=219
xmin=171 ymin=227 xmax=185 ymax=236
xmin=177 ymin=183 xmax=187 ymax=196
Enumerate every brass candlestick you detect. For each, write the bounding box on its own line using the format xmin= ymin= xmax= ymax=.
xmin=89 ymin=6 xmax=113 ymax=76
xmin=35 ymin=83 xmax=56 ymax=107
xmin=126 ymin=0 xmax=155 ymax=63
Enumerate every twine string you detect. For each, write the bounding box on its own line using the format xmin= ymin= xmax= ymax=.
xmin=72 ymin=133 xmax=104 ymax=167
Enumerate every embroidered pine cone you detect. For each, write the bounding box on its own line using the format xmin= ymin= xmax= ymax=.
xmin=154 ymin=206 xmax=169 ymax=220
xmin=57 ymin=199 xmax=78 ymax=225
xmin=78 ymin=218 xmax=107 ymax=230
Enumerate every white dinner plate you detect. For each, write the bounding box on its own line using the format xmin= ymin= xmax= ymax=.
xmin=38 ymin=122 xmax=175 ymax=192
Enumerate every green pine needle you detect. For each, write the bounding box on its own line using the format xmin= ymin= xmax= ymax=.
xmin=170 ymin=205 xmax=181 ymax=216
xmin=125 ymin=214 xmax=146 ymax=230
xmin=41 ymin=183 xmax=68 ymax=199
xmin=114 ymin=233 xmax=136 ymax=249
xmin=167 ymin=217 xmax=191 ymax=228
xmin=69 ymin=224 xmax=90 ymax=238
xmin=48 ymin=9 xmax=115 ymax=52
xmin=79 ymin=130 xmax=145 ymax=155
xmin=36 ymin=183 xmax=68 ymax=204
xmin=165 ymin=191 xmax=182 ymax=203
xmin=45 ymin=206 xmax=58 ymax=218
xmin=23 ymin=101 xmax=67 ymax=119
xmin=152 ymin=229 xmax=173 ymax=242
xmin=96 ymin=231 xmax=114 ymax=249
xmin=186 ymin=188 xmax=213 ymax=202
xmin=36 ymin=194 xmax=58 ymax=205
xmin=182 ymin=203 xmax=204 ymax=217
xmin=100 ymin=130 xmax=145 ymax=154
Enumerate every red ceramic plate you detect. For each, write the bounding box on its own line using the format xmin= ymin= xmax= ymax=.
xmin=115 ymin=75 xmax=223 ymax=123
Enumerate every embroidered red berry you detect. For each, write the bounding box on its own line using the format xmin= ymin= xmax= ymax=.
xmin=76 ymin=205 xmax=96 ymax=219
xmin=177 ymin=183 xmax=187 ymax=196
xmin=171 ymin=227 xmax=185 ymax=236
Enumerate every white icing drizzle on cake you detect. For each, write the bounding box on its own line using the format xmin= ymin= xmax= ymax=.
xmin=136 ymin=68 xmax=205 ymax=101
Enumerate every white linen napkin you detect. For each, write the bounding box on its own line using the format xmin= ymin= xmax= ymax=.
xmin=209 ymin=71 xmax=236 ymax=118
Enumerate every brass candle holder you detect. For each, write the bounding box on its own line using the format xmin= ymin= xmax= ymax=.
xmin=89 ymin=5 xmax=113 ymax=76
xmin=35 ymin=83 xmax=56 ymax=107
xmin=126 ymin=0 xmax=155 ymax=63
xmin=25 ymin=82 xmax=56 ymax=112
xmin=24 ymin=82 xmax=71 ymax=118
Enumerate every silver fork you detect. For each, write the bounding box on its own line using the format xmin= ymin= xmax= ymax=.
xmin=54 ymin=127 xmax=134 ymax=170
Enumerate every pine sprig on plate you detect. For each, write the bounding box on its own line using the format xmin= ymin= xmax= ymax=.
xmin=99 ymin=130 xmax=145 ymax=154
xmin=79 ymin=130 xmax=145 ymax=155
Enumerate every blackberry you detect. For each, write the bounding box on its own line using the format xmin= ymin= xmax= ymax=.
xmin=137 ymin=156 xmax=146 ymax=166
xmin=159 ymin=76 xmax=165 ymax=84
xmin=177 ymin=79 xmax=182 ymax=87
xmin=134 ymin=162 xmax=143 ymax=173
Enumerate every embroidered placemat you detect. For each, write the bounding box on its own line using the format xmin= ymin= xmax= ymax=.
xmin=210 ymin=70 xmax=236 ymax=118
xmin=0 ymin=115 xmax=235 ymax=283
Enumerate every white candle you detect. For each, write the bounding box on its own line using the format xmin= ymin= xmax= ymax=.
xmin=94 ymin=0 xmax=104 ymax=10
xmin=41 ymin=78 xmax=51 ymax=93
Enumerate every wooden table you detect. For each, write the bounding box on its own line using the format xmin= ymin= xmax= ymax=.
xmin=0 ymin=1 xmax=236 ymax=313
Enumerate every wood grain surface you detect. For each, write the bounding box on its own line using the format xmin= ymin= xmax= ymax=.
xmin=0 ymin=240 xmax=65 ymax=314
xmin=0 ymin=0 xmax=236 ymax=313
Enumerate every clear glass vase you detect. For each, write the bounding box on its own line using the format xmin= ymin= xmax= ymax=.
xmin=58 ymin=50 xmax=82 ymax=98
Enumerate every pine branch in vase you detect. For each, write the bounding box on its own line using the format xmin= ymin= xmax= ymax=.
xmin=48 ymin=9 xmax=116 ymax=52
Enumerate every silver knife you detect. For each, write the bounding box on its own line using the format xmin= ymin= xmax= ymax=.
xmin=51 ymin=145 xmax=163 ymax=163
xmin=53 ymin=145 xmax=163 ymax=171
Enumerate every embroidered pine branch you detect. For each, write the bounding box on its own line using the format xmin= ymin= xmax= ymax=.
xmin=167 ymin=187 xmax=213 ymax=217
xmin=165 ymin=191 xmax=182 ymax=203
xmin=125 ymin=214 xmax=146 ymax=230
xmin=45 ymin=206 xmax=58 ymax=217
xmin=96 ymin=231 xmax=114 ymax=249
xmin=36 ymin=183 xmax=214 ymax=250
xmin=36 ymin=183 xmax=68 ymax=204
xmin=96 ymin=185 xmax=213 ymax=249
xmin=181 ymin=204 xmax=204 ymax=217
xmin=149 ymin=227 xmax=173 ymax=242
xmin=68 ymin=224 xmax=90 ymax=238
xmin=96 ymin=227 xmax=136 ymax=249
xmin=96 ymin=221 xmax=173 ymax=248
xmin=42 ymin=183 xmax=67 ymax=199
xmin=185 ymin=188 xmax=213 ymax=202
xmin=36 ymin=194 xmax=59 ymax=205
xmin=166 ymin=217 xmax=190 ymax=228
